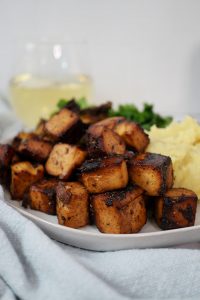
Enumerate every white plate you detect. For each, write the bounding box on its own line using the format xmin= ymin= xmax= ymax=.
xmin=5 ymin=193 xmax=200 ymax=251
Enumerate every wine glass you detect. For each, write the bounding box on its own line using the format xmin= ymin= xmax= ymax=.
xmin=9 ymin=41 xmax=93 ymax=128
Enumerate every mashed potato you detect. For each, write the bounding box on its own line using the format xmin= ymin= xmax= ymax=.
xmin=147 ymin=116 xmax=200 ymax=198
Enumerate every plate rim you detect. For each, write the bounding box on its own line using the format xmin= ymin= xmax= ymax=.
xmin=7 ymin=200 xmax=200 ymax=239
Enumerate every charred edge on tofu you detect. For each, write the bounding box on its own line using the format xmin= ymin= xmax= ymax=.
xmin=58 ymin=119 xmax=86 ymax=144
xmin=103 ymin=185 xmax=142 ymax=207
xmin=81 ymin=102 xmax=112 ymax=117
xmin=63 ymin=99 xmax=81 ymax=114
xmin=0 ymin=168 xmax=10 ymax=186
xmin=77 ymin=156 xmax=124 ymax=174
xmin=18 ymin=138 xmax=53 ymax=162
xmin=38 ymin=189 xmax=57 ymax=214
xmin=160 ymin=196 xmax=197 ymax=229
xmin=0 ymin=145 xmax=15 ymax=186
xmin=37 ymin=186 xmax=57 ymax=199
xmin=132 ymin=152 xmax=171 ymax=167
xmin=12 ymin=137 xmax=21 ymax=151
xmin=179 ymin=206 xmax=195 ymax=223
xmin=56 ymin=183 xmax=72 ymax=205
xmin=123 ymin=151 xmax=136 ymax=161
xmin=22 ymin=191 xmax=30 ymax=208
xmin=22 ymin=179 xmax=58 ymax=209
xmin=12 ymin=133 xmax=37 ymax=151
xmin=80 ymin=102 xmax=112 ymax=124
xmin=0 ymin=144 xmax=15 ymax=167
xmin=159 ymin=158 xmax=171 ymax=195
xmin=163 ymin=195 xmax=197 ymax=205
xmin=86 ymin=133 xmax=105 ymax=157
xmin=89 ymin=200 xmax=95 ymax=224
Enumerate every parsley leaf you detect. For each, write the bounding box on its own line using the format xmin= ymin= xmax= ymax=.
xmin=109 ymin=102 xmax=172 ymax=130
xmin=54 ymin=99 xmax=172 ymax=130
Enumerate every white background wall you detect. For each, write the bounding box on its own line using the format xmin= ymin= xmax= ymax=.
xmin=1 ymin=0 xmax=200 ymax=114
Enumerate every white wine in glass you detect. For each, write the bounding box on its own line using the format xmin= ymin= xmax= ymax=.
xmin=9 ymin=42 xmax=93 ymax=128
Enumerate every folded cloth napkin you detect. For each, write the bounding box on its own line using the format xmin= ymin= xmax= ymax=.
xmin=1 ymin=106 xmax=200 ymax=300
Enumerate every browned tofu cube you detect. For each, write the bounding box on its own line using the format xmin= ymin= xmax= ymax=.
xmin=46 ymin=143 xmax=87 ymax=180
xmin=12 ymin=132 xmax=37 ymax=151
xmin=18 ymin=137 xmax=53 ymax=162
xmin=129 ymin=152 xmax=174 ymax=196
xmin=34 ymin=119 xmax=46 ymax=136
xmin=80 ymin=102 xmax=112 ymax=125
xmin=0 ymin=144 xmax=15 ymax=185
xmin=11 ymin=162 xmax=44 ymax=200
xmin=154 ymin=188 xmax=197 ymax=230
xmin=0 ymin=144 xmax=15 ymax=168
xmin=28 ymin=179 xmax=58 ymax=215
xmin=45 ymin=108 xmax=82 ymax=142
xmin=34 ymin=119 xmax=55 ymax=143
xmin=91 ymin=184 xmax=147 ymax=234
xmin=56 ymin=182 xmax=89 ymax=228
xmin=89 ymin=201 xmax=95 ymax=224
xmin=123 ymin=151 xmax=136 ymax=161
xmin=91 ymin=116 xmax=125 ymax=130
xmin=63 ymin=99 xmax=81 ymax=114
xmin=114 ymin=120 xmax=149 ymax=152
xmin=78 ymin=156 xmax=128 ymax=193
xmin=11 ymin=154 xmax=21 ymax=165
xmin=87 ymin=125 xmax=126 ymax=157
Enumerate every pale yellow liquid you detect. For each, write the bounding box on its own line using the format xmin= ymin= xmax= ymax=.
xmin=9 ymin=73 xmax=93 ymax=128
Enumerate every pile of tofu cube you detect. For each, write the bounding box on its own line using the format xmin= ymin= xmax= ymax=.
xmin=0 ymin=100 xmax=198 ymax=234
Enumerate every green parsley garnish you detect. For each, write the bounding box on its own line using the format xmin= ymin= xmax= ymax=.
xmin=54 ymin=99 xmax=172 ymax=130
xmin=109 ymin=103 xmax=172 ymax=131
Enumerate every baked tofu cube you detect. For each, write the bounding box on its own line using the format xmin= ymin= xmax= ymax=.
xmin=18 ymin=137 xmax=53 ymax=162
xmin=78 ymin=156 xmax=128 ymax=193
xmin=123 ymin=151 xmax=136 ymax=161
xmin=46 ymin=143 xmax=87 ymax=180
xmin=91 ymin=116 xmax=125 ymax=130
xmin=11 ymin=162 xmax=44 ymax=200
xmin=56 ymin=182 xmax=89 ymax=228
xmin=80 ymin=102 xmax=112 ymax=125
xmin=129 ymin=152 xmax=174 ymax=196
xmin=45 ymin=108 xmax=82 ymax=142
xmin=154 ymin=188 xmax=197 ymax=230
xmin=91 ymin=185 xmax=147 ymax=234
xmin=114 ymin=120 xmax=150 ymax=152
xmin=28 ymin=179 xmax=58 ymax=215
xmin=34 ymin=119 xmax=55 ymax=143
xmin=0 ymin=144 xmax=15 ymax=185
xmin=87 ymin=125 xmax=126 ymax=157
xmin=12 ymin=132 xmax=36 ymax=151
xmin=0 ymin=144 xmax=15 ymax=168
xmin=11 ymin=154 xmax=21 ymax=165
xmin=34 ymin=119 xmax=46 ymax=136
xmin=64 ymin=99 xmax=81 ymax=114
xmin=89 ymin=201 xmax=95 ymax=224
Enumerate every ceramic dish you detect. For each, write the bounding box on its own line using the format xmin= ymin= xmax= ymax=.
xmin=5 ymin=193 xmax=200 ymax=251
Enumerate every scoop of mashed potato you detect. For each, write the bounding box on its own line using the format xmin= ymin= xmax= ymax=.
xmin=147 ymin=116 xmax=200 ymax=198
